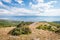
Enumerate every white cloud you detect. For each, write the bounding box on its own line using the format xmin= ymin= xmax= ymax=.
xmin=2 ymin=0 xmax=24 ymax=5
xmin=0 ymin=1 xmax=3 ymax=5
xmin=37 ymin=0 xmax=44 ymax=3
xmin=30 ymin=0 xmax=57 ymax=10
xmin=47 ymin=1 xmax=57 ymax=5
xmin=0 ymin=7 xmax=40 ymax=16
xmin=2 ymin=0 xmax=23 ymax=3
xmin=33 ymin=0 xmax=44 ymax=3
xmin=1 ymin=7 xmax=60 ymax=16
xmin=0 ymin=1 xmax=11 ymax=9
xmin=42 ymin=9 xmax=60 ymax=16
xmin=0 ymin=0 xmax=59 ymax=16
xmin=10 ymin=7 xmax=40 ymax=16
xmin=3 ymin=0 xmax=11 ymax=3
xmin=16 ymin=0 xmax=23 ymax=4
xmin=29 ymin=0 xmax=58 ymax=16
xmin=0 ymin=9 xmax=13 ymax=15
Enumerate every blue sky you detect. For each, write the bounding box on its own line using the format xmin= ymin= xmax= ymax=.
xmin=0 ymin=0 xmax=60 ymax=16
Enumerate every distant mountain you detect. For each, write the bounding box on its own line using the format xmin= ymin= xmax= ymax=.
xmin=0 ymin=19 xmax=20 ymax=27
xmin=53 ymin=21 xmax=60 ymax=24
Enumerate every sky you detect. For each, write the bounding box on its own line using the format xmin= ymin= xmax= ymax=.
xmin=0 ymin=0 xmax=60 ymax=16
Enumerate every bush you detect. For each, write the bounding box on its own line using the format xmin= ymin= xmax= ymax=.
xmin=55 ymin=29 xmax=60 ymax=33
xmin=36 ymin=26 xmax=41 ymax=29
xmin=8 ymin=28 xmax=20 ymax=35
xmin=50 ymin=26 xmax=58 ymax=31
xmin=36 ymin=25 xmax=57 ymax=31
xmin=21 ymin=27 xmax=31 ymax=34
xmin=36 ymin=25 xmax=52 ymax=30
xmin=8 ymin=21 xmax=32 ymax=36
xmin=8 ymin=26 xmax=31 ymax=36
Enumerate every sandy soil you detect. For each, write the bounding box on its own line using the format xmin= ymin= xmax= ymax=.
xmin=0 ymin=22 xmax=60 ymax=40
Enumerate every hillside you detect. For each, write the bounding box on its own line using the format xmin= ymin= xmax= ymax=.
xmin=0 ymin=22 xmax=60 ymax=40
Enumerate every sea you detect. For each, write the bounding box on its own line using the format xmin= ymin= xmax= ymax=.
xmin=0 ymin=16 xmax=60 ymax=22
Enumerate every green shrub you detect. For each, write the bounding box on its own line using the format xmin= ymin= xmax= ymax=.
xmin=21 ymin=27 xmax=31 ymax=34
xmin=36 ymin=25 xmax=57 ymax=32
xmin=48 ymin=26 xmax=51 ymax=29
xmin=55 ymin=28 xmax=60 ymax=34
xmin=36 ymin=26 xmax=41 ymax=29
xmin=8 ymin=21 xmax=32 ymax=36
xmin=8 ymin=28 xmax=20 ymax=35
xmin=8 ymin=26 xmax=31 ymax=36
xmin=50 ymin=26 xmax=58 ymax=31
xmin=36 ymin=25 xmax=52 ymax=30
xmin=55 ymin=29 xmax=60 ymax=33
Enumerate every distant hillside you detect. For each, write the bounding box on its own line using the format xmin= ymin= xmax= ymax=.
xmin=53 ymin=21 xmax=60 ymax=24
xmin=0 ymin=20 xmax=20 ymax=27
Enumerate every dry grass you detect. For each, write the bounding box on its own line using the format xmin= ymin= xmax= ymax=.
xmin=0 ymin=22 xmax=60 ymax=40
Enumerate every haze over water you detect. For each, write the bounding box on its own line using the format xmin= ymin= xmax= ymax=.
xmin=0 ymin=16 xmax=60 ymax=22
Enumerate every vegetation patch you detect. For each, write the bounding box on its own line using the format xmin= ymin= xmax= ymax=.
xmin=8 ymin=21 xmax=32 ymax=36
xmin=48 ymin=22 xmax=60 ymax=33
xmin=8 ymin=27 xmax=31 ymax=36
xmin=36 ymin=24 xmax=60 ymax=34
xmin=0 ymin=20 xmax=20 ymax=27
